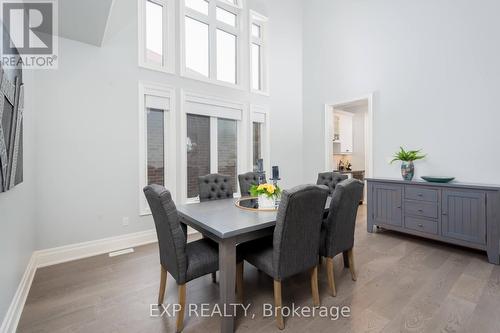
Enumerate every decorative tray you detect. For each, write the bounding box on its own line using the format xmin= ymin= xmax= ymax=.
xmin=235 ymin=197 xmax=278 ymax=212
xmin=421 ymin=176 xmax=455 ymax=183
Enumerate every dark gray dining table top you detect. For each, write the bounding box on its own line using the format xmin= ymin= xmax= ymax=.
xmin=176 ymin=196 xmax=331 ymax=239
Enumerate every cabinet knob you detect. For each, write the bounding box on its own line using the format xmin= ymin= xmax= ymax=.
xmin=418 ymin=209 xmax=423 ymax=213
xmin=397 ymin=206 xmax=402 ymax=209
xmin=418 ymin=193 xmax=423 ymax=197
xmin=442 ymin=212 xmax=448 ymax=215
xmin=418 ymin=223 xmax=424 ymax=227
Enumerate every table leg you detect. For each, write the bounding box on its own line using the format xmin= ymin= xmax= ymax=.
xmin=219 ymin=238 xmax=237 ymax=333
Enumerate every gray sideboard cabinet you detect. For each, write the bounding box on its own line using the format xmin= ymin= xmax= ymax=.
xmin=367 ymin=178 xmax=500 ymax=264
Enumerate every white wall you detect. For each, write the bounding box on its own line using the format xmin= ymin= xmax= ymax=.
xmin=0 ymin=71 xmax=36 ymax=321
xmin=33 ymin=0 xmax=303 ymax=249
xmin=303 ymin=0 xmax=500 ymax=184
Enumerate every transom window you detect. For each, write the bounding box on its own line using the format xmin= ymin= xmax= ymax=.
xmin=250 ymin=10 xmax=268 ymax=94
xmin=181 ymin=0 xmax=242 ymax=86
xmin=138 ymin=0 xmax=175 ymax=73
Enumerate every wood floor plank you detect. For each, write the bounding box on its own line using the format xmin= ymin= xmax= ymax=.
xmin=17 ymin=206 xmax=500 ymax=333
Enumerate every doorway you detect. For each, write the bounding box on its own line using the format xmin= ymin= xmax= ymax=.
xmin=324 ymin=94 xmax=373 ymax=201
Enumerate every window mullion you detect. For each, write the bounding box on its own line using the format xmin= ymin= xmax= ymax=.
xmin=185 ymin=10 xmax=209 ymax=24
xmin=216 ymin=23 xmax=238 ymax=35
xmin=210 ymin=116 xmax=218 ymax=173
xmin=162 ymin=1 xmax=168 ymax=66
xmin=209 ymin=0 xmax=218 ymax=80
xmin=251 ymin=36 xmax=262 ymax=45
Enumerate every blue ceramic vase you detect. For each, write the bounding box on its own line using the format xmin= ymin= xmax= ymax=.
xmin=401 ymin=161 xmax=414 ymax=181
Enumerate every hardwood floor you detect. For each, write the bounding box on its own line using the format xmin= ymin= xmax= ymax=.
xmin=18 ymin=206 xmax=500 ymax=332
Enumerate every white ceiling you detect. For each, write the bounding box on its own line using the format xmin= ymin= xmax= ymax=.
xmin=58 ymin=0 xmax=114 ymax=46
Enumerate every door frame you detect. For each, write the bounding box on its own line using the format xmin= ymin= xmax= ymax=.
xmin=324 ymin=93 xmax=374 ymax=178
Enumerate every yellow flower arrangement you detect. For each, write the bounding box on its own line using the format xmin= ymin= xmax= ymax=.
xmin=250 ymin=183 xmax=281 ymax=198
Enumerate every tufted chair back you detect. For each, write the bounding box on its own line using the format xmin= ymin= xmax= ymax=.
xmin=316 ymin=171 xmax=348 ymax=196
xmin=143 ymin=185 xmax=188 ymax=283
xmin=321 ymin=178 xmax=364 ymax=258
xmin=238 ymin=172 xmax=265 ymax=197
xmin=198 ymin=173 xmax=234 ymax=202
xmin=272 ymin=184 xmax=329 ymax=280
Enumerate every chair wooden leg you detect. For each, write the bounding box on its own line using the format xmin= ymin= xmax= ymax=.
xmin=176 ymin=284 xmax=186 ymax=333
xmin=347 ymin=249 xmax=357 ymax=281
xmin=342 ymin=251 xmax=350 ymax=268
xmin=326 ymin=257 xmax=337 ymax=297
xmin=273 ymin=280 xmax=285 ymax=330
xmin=158 ymin=266 xmax=167 ymax=305
xmin=236 ymin=262 xmax=244 ymax=303
xmin=310 ymin=265 xmax=320 ymax=307
xmin=212 ymin=272 xmax=217 ymax=283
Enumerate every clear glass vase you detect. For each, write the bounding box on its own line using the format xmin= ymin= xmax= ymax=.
xmin=258 ymin=194 xmax=275 ymax=209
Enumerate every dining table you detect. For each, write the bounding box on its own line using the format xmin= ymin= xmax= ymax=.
xmin=176 ymin=196 xmax=331 ymax=333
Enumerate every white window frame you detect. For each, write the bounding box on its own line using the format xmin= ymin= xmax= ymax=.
xmin=250 ymin=104 xmax=270 ymax=178
xmin=138 ymin=0 xmax=176 ymax=73
xmin=249 ymin=10 xmax=269 ymax=95
xmin=180 ymin=0 xmax=245 ymax=90
xmin=180 ymin=90 xmax=247 ymax=203
xmin=138 ymin=81 xmax=177 ymax=215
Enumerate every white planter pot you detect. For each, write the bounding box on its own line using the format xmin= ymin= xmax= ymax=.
xmin=258 ymin=195 xmax=275 ymax=209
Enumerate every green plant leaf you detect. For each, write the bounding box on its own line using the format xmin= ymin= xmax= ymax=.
xmin=390 ymin=147 xmax=426 ymax=163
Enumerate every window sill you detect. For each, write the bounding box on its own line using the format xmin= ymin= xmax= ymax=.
xmin=180 ymin=69 xmax=245 ymax=91
xmin=251 ymin=88 xmax=270 ymax=97
xmin=139 ymin=62 xmax=175 ymax=75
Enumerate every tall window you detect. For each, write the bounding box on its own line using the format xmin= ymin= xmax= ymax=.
xmin=139 ymin=82 xmax=176 ymax=215
xmin=184 ymin=92 xmax=244 ymax=201
xmin=217 ymin=118 xmax=238 ymax=184
xmin=181 ymin=0 xmax=242 ymax=86
xmin=252 ymin=122 xmax=262 ymax=170
xmin=251 ymin=105 xmax=269 ymax=176
xmin=138 ymin=0 xmax=175 ymax=73
xmin=250 ymin=11 xmax=268 ymax=93
xmin=186 ymin=114 xmax=211 ymax=198
xmin=147 ymin=108 xmax=165 ymax=186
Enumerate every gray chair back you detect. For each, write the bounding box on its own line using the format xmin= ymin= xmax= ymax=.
xmin=273 ymin=184 xmax=329 ymax=280
xmin=143 ymin=185 xmax=188 ymax=283
xmin=238 ymin=172 xmax=265 ymax=197
xmin=198 ymin=174 xmax=234 ymax=202
xmin=322 ymin=179 xmax=364 ymax=258
xmin=316 ymin=172 xmax=348 ymax=196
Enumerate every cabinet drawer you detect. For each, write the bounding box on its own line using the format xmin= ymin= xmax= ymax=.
xmin=404 ymin=201 xmax=438 ymax=219
xmin=405 ymin=186 xmax=438 ymax=202
xmin=405 ymin=217 xmax=438 ymax=235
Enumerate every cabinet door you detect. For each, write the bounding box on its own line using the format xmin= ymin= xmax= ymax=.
xmin=338 ymin=114 xmax=353 ymax=153
xmin=442 ymin=190 xmax=486 ymax=245
xmin=373 ymin=184 xmax=403 ymax=226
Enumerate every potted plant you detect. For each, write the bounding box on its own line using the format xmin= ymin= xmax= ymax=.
xmin=250 ymin=183 xmax=282 ymax=209
xmin=390 ymin=147 xmax=426 ymax=181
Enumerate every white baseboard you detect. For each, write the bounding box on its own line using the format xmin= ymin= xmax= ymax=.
xmin=35 ymin=229 xmax=158 ymax=268
xmin=0 ymin=229 xmax=159 ymax=333
xmin=0 ymin=254 xmax=37 ymax=333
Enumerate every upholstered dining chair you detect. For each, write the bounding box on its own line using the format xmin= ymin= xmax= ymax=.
xmin=320 ymin=178 xmax=364 ymax=297
xmin=238 ymin=171 xmax=265 ymax=197
xmin=198 ymin=173 xmax=233 ymax=282
xmin=237 ymin=185 xmax=329 ymax=329
xmin=316 ymin=171 xmax=348 ymax=196
xmin=144 ymin=185 xmax=219 ymax=333
xmin=198 ymin=173 xmax=234 ymax=202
